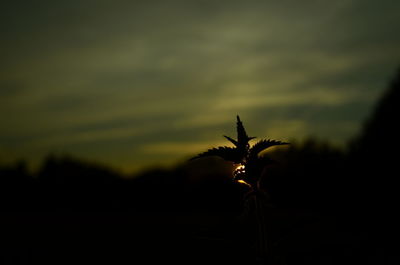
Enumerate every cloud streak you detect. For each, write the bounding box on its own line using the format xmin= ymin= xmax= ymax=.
xmin=1 ymin=0 xmax=399 ymax=172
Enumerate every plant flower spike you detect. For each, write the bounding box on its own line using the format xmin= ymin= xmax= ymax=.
xmin=191 ymin=115 xmax=288 ymax=189
xmin=191 ymin=115 xmax=288 ymax=264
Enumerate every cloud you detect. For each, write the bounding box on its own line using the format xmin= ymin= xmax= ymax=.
xmin=141 ymin=140 xmax=228 ymax=156
xmin=1 ymin=0 xmax=399 ymax=172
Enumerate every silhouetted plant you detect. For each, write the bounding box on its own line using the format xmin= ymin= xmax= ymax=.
xmin=192 ymin=115 xmax=288 ymax=189
xmin=191 ymin=115 xmax=288 ymax=263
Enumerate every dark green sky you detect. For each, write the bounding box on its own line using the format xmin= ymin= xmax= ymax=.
xmin=1 ymin=0 xmax=400 ymax=173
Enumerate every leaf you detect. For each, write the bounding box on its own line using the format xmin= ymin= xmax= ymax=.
xmin=236 ymin=115 xmax=255 ymax=146
xmin=190 ymin=146 xmax=242 ymax=163
xmin=249 ymin=139 xmax=289 ymax=159
xmin=223 ymin=135 xmax=238 ymax=146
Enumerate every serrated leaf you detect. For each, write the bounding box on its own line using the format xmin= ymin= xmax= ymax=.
xmin=223 ymin=135 xmax=238 ymax=146
xmin=190 ymin=146 xmax=243 ymax=163
xmin=236 ymin=115 xmax=255 ymax=147
xmin=249 ymin=139 xmax=289 ymax=159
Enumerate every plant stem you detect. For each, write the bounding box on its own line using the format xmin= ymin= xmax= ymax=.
xmin=254 ymin=189 xmax=269 ymax=264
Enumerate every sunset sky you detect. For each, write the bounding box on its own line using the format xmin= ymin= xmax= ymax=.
xmin=1 ymin=0 xmax=400 ymax=173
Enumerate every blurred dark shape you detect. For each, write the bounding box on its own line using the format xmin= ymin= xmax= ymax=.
xmin=264 ymin=138 xmax=346 ymax=210
xmin=0 ymin=154 xmax=245 ymax=213
xmin=347 ymin=68 xmax=400 ymax=260
xmin=0 ymin=160 xmax=33 ymax=210
xmin=35 ymin=154 xmax=128 ymax=211
xmin=350 ymin=67 xmax=400 ymax=206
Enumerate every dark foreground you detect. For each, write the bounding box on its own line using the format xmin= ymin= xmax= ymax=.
xmin=1 ymin=207 xmax=397 ymax=265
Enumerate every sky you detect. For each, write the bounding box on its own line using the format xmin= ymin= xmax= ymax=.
xmin=1 ymin=0 xmax=400 ymax=173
